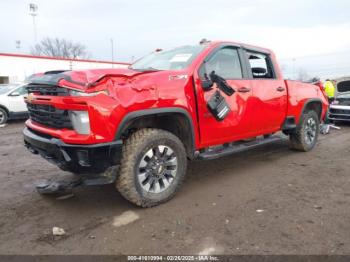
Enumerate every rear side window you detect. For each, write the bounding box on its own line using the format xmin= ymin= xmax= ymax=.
xmin=201 ymin=47 xmax=243 ymax=80
xmin=246 ymin=51 xmax=275 ymax=79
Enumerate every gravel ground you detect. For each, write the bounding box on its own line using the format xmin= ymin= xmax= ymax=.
xmin=0 ymin=121 xmax=349 ymax=255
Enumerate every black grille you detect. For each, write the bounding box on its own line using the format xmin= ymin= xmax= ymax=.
xmin=26 ymin=83 xmax=69 ymax=96
xmin=336 ymin=99 xmax=350 ymax=106
xmin=27 ymin=103 xmax=73 ymax=129
xmin=329 ymin=107 xmax=350 ymax=121
xmin=329 ymin=108 xmax=350 ymax=115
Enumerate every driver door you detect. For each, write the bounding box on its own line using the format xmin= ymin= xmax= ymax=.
xmin=195 ymin=46 xmax=255 ymax=147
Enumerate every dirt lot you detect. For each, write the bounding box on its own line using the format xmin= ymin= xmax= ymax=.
xmin=0 ymin=121 xmax=349 ymax=255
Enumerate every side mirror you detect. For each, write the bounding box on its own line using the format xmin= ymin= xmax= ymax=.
xmin=201 ymin=78 xmax=213 ymax=91
xmin=9 ymin=92 xmax=20 ymax=97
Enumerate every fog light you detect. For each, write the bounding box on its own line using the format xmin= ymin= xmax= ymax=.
xmin=69 ymin=111 xmax=90 ymax=135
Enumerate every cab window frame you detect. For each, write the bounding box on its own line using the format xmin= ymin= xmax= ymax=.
xmin=244 ymin=49 xmax=277 ymax=80
xmin=198 ymin=45 xmax=249 ymax=81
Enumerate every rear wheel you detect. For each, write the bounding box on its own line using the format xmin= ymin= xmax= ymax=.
xmin=0 ymin=107 xmax=8 ymax=125
xmin=116 ymin=128 xmax=187 ymax=207
xmin=289 ymin=110 xmax=319 ymax=152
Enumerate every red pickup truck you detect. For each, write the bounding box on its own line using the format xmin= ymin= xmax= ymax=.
xmin=23 ymin=41 xmax=328 ymax=207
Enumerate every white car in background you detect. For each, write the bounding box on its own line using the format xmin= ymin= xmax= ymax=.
xmin=0 ymin=84 xmax=28 ymax=125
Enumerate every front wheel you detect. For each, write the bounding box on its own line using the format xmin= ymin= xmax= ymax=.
xmin=289 ymin=110 xmax=320 ymax=152
xmin=116 ymin=128 xmax=187 ymax=207
xmin=0 ymin=107 xmax=8 ymax=125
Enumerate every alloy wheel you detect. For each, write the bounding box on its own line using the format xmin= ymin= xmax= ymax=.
xmin=137 ymin=145 xmax=178 ymax=193
xmin=304 ymin=117 xmax=317 ymax=145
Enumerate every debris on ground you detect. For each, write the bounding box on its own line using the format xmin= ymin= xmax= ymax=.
xmin=52 ymin=227 xmax=66 ymax=236
xmin=256 ymin=209 xmax=264 ymax=213
xmin=330 ymin=125 xmax=341 ymax=130
xmin=320 ymin=124 xmax=341 ymax=135
xmin=0 ymin=124 xmax=7 ymax=128
xmin=320 ymin=124 xmax=330 ymax=135
xmin=36 ymin=179 xmax=82 ymax=195
xmin=314 ymin=205 xmax=323 ymax=210
xmin=112 ymin=211 xmax=140 ymax=227
xmin=56 ymin=193 xmax=75 ymax=200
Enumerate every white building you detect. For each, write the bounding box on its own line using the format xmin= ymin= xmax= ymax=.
xmin=0 ymin=53 xmax=129 ymax=84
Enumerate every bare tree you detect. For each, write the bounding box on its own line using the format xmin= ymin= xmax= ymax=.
xmin=31 ymin=37 xmax=91 ymax=59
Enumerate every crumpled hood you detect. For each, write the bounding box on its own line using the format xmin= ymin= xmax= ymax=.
xmin=29 ymin=68 xmax=144 ymax=88
xmin=29 ymin=68 xmax=189 ymax=92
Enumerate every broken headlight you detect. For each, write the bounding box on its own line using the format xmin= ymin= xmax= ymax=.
xmin=69 ymin=89 xmax=108 ymax=97
xmin=69 ymin=111 xmax=90 ymax=135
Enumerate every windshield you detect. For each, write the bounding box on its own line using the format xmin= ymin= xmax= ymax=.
xmin=0 ymin=85 xmax=16 ymax=95
xmin=130 ymin=45 xmax=206 ymax=71
xmin=337 ymin=80 xmax=350 ymax=93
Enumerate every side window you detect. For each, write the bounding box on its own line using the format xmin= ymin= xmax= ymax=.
xmin=12 ymin=86 xmax=27 ymax=96
xmin=201 ymin=47 xmax=243 ymax=80
xmin=246 ymin=51 xmax=275 ymax=79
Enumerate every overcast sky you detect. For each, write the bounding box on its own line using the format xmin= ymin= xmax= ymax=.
xmin=1 ymin=0 xmax=350 ymax=67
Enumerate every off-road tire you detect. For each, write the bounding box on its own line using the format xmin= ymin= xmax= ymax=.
xmin=289 ymin=110 xmax=319 ymax=152
xmin=0 ymin=107 xmax=8 ymax=125
xmin=116 ymin=128 xmax=187 ymax=207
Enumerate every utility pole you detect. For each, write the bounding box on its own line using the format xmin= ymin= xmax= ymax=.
xmin=110 ymin=38 xmax=114 ymax=68
xmin=15 ymin=40 xmax=21 ymax=52
xmin=29 ymin=3 xmax=38 ymax=43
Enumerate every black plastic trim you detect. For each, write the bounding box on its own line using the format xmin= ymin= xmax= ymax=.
xmin=8 ymin=111 xmax=28 ymax=119
xmin=281 ymin=116 xmax=297 ymax=131
xmin=197 ymin=135 xmax=283 ymax=160
xmin=115 ymin=107 xmax=196 ymax=156
xmin=300 ymin=98 xmax=323 ymax=122
xmin=23 ymin=127 xmax=123 ymax=174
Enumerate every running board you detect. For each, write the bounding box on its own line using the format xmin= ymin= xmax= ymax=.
xmin=197 ymin=135 xmax=284 ymax=160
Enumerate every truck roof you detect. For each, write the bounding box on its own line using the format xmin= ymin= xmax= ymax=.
xmin=206 ymin=40 xmax=274 ymax=55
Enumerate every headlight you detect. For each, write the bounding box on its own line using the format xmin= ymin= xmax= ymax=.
xmin=69 ymin=89 xmax=108 ymax=97
xmin=69 ymin=111 xmax=90 ymax=135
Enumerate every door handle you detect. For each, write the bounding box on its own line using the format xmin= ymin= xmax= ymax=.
xmin=237 ymin=87 xmax=251 ymax=93
xmin=276 ymin=87 xmax=285 ymax=92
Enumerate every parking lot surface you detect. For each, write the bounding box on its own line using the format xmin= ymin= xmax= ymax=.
xmin=0 ymin=122 xmax=349 ymax=255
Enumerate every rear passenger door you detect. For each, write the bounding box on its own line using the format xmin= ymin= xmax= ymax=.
xmin=244 ymin=50 xmax=287 ymax=134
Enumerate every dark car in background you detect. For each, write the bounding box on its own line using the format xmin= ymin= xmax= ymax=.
xmin=329 ymin=77 xmax=350 ymax=122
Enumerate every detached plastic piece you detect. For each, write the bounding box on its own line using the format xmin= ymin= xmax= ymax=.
xmin=209 ymin=71 xmax=235 ymax=96
xmin=207 ymin=91 xmax=231 ymax=121
xmin=320 ymin=124 xmax=330 ymax=135
xmin=36 ymin=179 xmax=82 ymax=194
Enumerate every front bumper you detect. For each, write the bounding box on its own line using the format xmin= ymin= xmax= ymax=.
xmin=23 ymin=127 xmax=123 ymax=174
xmin=328 ymin=105 xmax=350 ymax=122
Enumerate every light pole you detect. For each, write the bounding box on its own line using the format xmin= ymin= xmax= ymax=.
xmin=29 ymin=3 xmax=38 ymax=43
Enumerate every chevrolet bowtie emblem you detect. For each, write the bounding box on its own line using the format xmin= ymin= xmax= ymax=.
xmin=26 ymin=93 xmax=35 ymax=103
